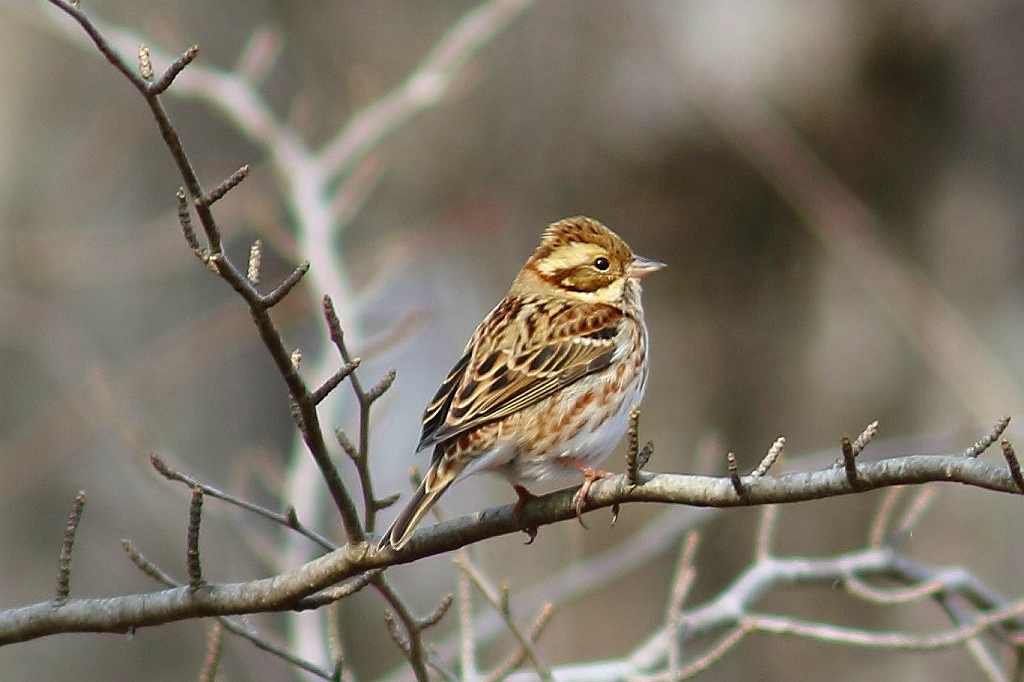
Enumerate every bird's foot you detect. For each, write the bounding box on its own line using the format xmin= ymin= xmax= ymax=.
xmin=570 ymin=466 xmax=611 ymax=528
xmin=513 ymin=484 xmax=539 ymax=544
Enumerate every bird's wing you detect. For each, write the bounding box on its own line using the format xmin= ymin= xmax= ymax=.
xmin=418 ymin=297 xmax=622 ymax=451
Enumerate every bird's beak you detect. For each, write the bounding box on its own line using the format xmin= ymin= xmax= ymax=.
xmin=627 ymin=254 xmax=666 ymax=279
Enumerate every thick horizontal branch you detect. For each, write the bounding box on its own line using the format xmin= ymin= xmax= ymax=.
xmin=388 ymin=452 xmax=1024 ymax=555
xmin=1 ymin=452 xmax=1018 ymax=645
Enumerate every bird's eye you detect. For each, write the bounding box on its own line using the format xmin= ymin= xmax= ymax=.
xmin=593 ymin=257 xmax=610 ymax=271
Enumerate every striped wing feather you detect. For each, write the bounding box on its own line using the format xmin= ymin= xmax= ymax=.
xmin=418 ymin=299 xmax=621 ymax=451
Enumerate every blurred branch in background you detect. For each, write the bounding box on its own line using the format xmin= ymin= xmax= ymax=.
xmin=688 ymin=78 xmax=1024 ymax=427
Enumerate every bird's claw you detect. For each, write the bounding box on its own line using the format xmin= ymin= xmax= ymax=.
xmin=522 ymin=525 xmax=538 ymax=544
xmin=513 ymin=484 xmax=540 ymax=543
xmin=571 ymin=467 xmax=611 ymax=529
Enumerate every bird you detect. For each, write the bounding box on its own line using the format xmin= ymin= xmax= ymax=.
xmin=378 ymin=216 xmax=664 ymax=550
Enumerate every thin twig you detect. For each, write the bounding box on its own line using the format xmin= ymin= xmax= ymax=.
xmin=745 ymin=597 xmax=1024 ymax=650
xmin=851 ymin=420 xmax=880 ymax=456
xmin=455 ymin=550 xmax=554 ymax=681
xmin=1001 ymin=439 xmax=1024 ymax=492
xmin=626 ymin=407 xmax=642 ymax=485
xmin=751 ymin=437 xmax=785 ymax=478
xmin=261 ymin=261 xmax=310 ymax=308
xmin=325 ymin=602 xmax=345 ymax=681
xmin=197 ymin=164 xmax=250 ymax=207
xmin=753 ymin=504 xmax=778 ymax=561
xmin=457 ymin=565 xmax=478 ymax=682
xmin=322 ymin=295 xmax=395 ymax=528
xmin=187 ymin=486 xmax=205 ymax=589
xmin=868 ymin=486 xmax=905 ymax=548
xmin=150 ymin=45 xmax=199 ymax=95
xmin=310 ymin=359 xmax=362 ymax=406
xmin=675 ymin=626 xmax=750 ymax=680
xmin=217 ymin=614 xmax=343 ymax=681
xmin=150 ymin=453 xmax=336 ymax=552
xmin=176 ymin=188 xmax=200 ymax=253
xmin=726 ymin=452 xmax=743 ymax=495
xmin=840 ymin=434 xmax=859 ymax=486
xmin=420 ymin=595 xmax=455 ymax=629
xmin=293 ymin=570 xmax=381 ymax=610
xmin=199 ymin=619 xmax=224 ymax=682
xmin=893 ymin=487 xmax=938 ymax=537
xmin=483 ymin=604 xmax=555 ymax=682
xmin=121 ymin=539 xmax=177 ymax=587
xmin=375 ymin=576 xmax=434 ymax=682
xmin=668 ymin=531 xmax=701 ymax=617
xmin=53 ymin=491 xmax=87 ymax=608
xmin=964 ymin=416 xmax=1012 ymax=458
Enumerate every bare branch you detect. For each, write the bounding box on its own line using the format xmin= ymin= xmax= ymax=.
xmin=868 ymin=486 xmax=904 ymax=547
xmin=667 ymin=531 xmax=700 ymax=617
xmin=753 ymin=505 xmax=778 ymax=561
xmin=335 ymin=428 xmax=358 ymax=460
xmin=261 ymin=261 xmax=310 ymax=308
xmin=675 ymin=626 xmax=749 ymax=680
xmin=365 ymin=368 xmax=398 ymax=404
xmin=176 ymin=188 xmax=200 ymax=253
xmin=457 ymin=566 xmax=478 ymax=681
xmin=483 ymin=604 xmax=555 ymax=682
xmin=122 ymin=539 xmax=177 ymax=588
xmin=1001 ymin=438 xmax=1024 ymax=492
xmin=293 ymin=570 xmax=381 ymax=611
xmin=751 ymin=437 xmax=785 ymax=478
xmin=420 ymin=594 xmax=455 ymax=629
xmin=150 ymin=453 xmax=336 ymax=552
xmin=150 ymin=44 xmax=199 ymax=95
xmin=321 ymin=294 xmax=394 ymax=528
xmin=840 ymin=434 xmax=859 ymax=486
xmin=196 ymin=164 xmax=250 ymax=208
xmin=851 ymin=420 xmax=880 ymax=456
xmin=746 ymin=598 xmax=1024 ymax=650
xmin=53 ymin=491 xmax=86 ymax=608
xmin=319 ymin=0 xmax=534 ymax=182
xmin=726 ymin=452 xmax=743 ymax=495
xmin=187 ymin=486 xmax=205 ymax=590
xmin=199 ymin=620 xmax=224 ymax=682
xmin=964 ymin=416 xmax=1012 ymax=458
xmin=455 ymin=550 xmax=553 ymax=681
xmin=892 ymin=487 xmax=938 ymax=538
xmin=311 ymin=359 xmax=362 ymax=406
xmin=377 ymin=577 xmax=433 ymax=682
xmin=626 ymin=407 xmax=642 ymax=485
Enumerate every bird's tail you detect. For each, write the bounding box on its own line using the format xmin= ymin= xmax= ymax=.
xmin=378 ymin=463 xmax=456 ymax=551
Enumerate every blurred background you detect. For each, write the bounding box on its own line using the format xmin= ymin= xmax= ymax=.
xmin=3 ymin=0 xmax=1024 ymax=680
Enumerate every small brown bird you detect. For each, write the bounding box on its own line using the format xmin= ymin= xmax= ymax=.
xmin=379 ymin=216 xmax=664 ymax=550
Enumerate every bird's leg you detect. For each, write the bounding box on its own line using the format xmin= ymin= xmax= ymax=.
xmin=563 ymin=458 xmax=612 ymax=528
xmin=512 ymin=484 xmax=539 ymax=544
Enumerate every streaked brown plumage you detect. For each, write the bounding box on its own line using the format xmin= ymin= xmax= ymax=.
xmin=379 ymin=216 xmax=664 ymax=550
